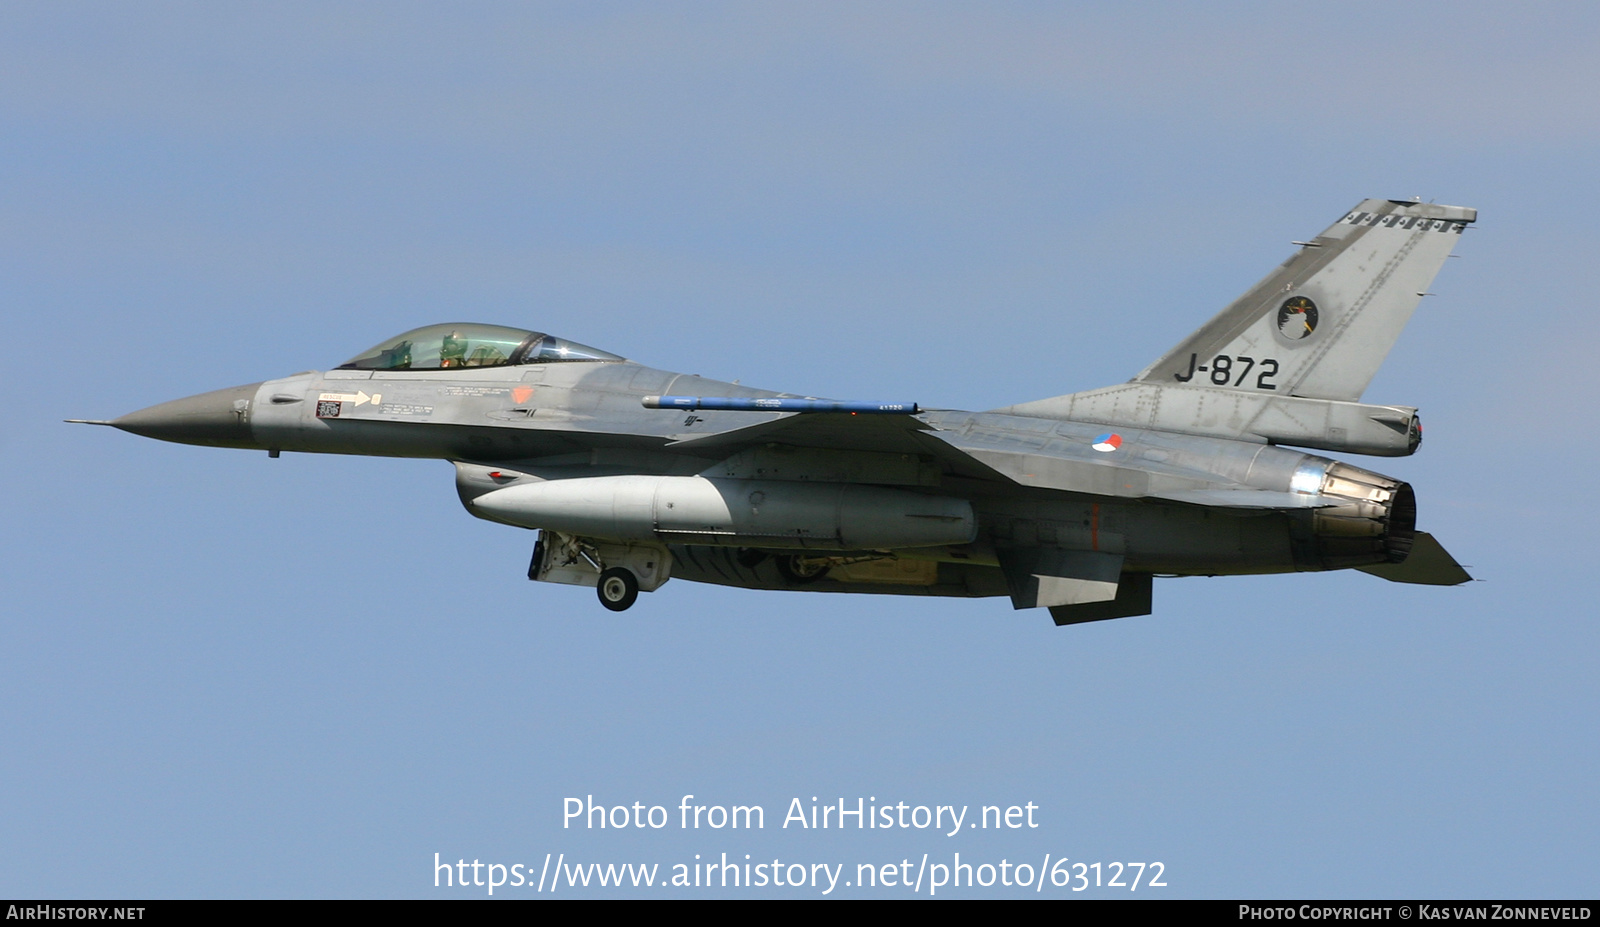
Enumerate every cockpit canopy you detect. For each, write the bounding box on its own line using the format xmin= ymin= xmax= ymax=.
xmin=338 ymin=323 xmax=623 ymax=371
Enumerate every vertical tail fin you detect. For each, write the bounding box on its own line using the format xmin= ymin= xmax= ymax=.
xmin=1134 ymin=199 xmax=1476 ymax=401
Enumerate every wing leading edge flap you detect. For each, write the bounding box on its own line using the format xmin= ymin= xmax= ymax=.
xmin=1357 ymin=531 xmax=1472 ymax=585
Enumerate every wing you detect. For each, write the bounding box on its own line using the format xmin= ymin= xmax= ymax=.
xmin=666 ymin=411 xmax=1015 ymax=484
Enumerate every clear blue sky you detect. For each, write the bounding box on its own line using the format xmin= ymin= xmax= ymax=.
xmin=3 ymin=2 xmax=1595 ymax=898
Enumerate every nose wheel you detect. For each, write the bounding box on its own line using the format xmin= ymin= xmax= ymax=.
xmin=597 ymin=567 xmax=640 ymax=611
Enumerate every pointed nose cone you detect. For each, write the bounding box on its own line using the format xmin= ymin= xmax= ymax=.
xmin=112 ymin=382 xmax=266 ymax=449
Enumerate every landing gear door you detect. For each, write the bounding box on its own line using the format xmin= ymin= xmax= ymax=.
xmin=528 ymin=530 xmax=673 ymax=592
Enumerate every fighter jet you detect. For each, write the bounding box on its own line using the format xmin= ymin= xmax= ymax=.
xmin=74 ymin=198 xmax=1474 ymax=624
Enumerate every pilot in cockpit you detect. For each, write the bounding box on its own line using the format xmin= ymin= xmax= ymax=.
xmin=439 ymin=330 xmax=467 ymax=368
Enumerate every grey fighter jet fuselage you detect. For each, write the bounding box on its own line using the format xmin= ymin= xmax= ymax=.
xmin=80 ymin=199 xmax=1474 ymax=623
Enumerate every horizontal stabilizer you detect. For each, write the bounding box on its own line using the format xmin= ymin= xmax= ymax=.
xmin=1357 ymin=531 xmax=1472 ymax=585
